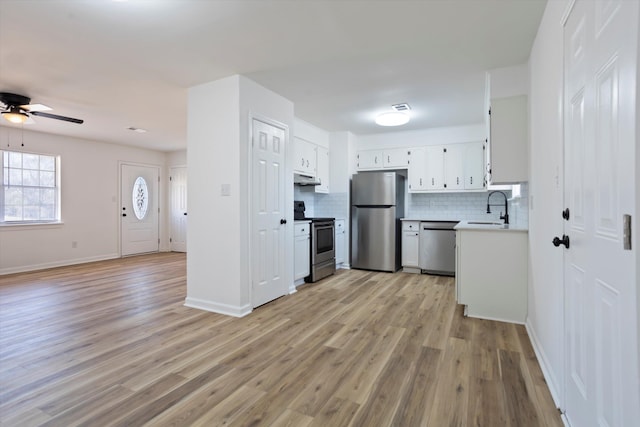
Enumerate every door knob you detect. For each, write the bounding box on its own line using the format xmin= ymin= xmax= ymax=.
xmin=280 ymin=218 xmax=287 ymax=224
xmin=122 ymin=213 xmax=127 ymax=217
xmin=562 ymin=208 xmax=570 ymax=220
xmin=552 ymin=235 xmax=570 ymax=249
xmin=183 ymin=212 xmax=187 ymax=216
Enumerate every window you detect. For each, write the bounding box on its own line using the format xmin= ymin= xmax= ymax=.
xmin=1 ymin=150 xmax=60 ymax=223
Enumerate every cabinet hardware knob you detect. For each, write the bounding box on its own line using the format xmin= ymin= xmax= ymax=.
xmin=183 ymin=212 xmax=187 ymax=216
xmin=562 ymin=208 xmax=570 ymax=220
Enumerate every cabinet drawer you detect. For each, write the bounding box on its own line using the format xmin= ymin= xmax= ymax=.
xmin=294 ymin=222 xmax=310 ymax=237
xmin=402 ymin=221 xmax=420 ymax=232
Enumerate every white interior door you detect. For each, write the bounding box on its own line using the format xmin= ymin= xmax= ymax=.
xmin=121 ymin=164 xmax=159 ymax=256
xmin=563 ymin=1 xmax=638 ymax=425
xmin=170 ymin=167 xmax=187 ymax=252
xmin=251 ymin=118 xmax=287 ymax=308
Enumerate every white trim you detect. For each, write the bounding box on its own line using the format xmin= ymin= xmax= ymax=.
xmin=0 ymin=221 xmax=64 ymax=229
xmin=0 ymin=253 xmax=119 ymax=275
xmin=184 ymin=297 xmax=252 ymax=318
xmin=526 ymin=318 xmax=564 ymax=411
xmin=464 ymin=313 xmax=526 ymax=325
xmin=561 ymin=0 xmax=577 ymax=26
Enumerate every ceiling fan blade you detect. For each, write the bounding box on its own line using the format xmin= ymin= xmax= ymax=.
xmin=31 ymin=111 xmax=83 ymax=124
xmin=21 ymin=103 xmax=52 ymax=112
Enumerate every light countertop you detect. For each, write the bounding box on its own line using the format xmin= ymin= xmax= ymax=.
xmin=454 ymin=220 xmax=528 ymax=233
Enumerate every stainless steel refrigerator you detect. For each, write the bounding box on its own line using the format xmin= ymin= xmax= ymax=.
xmin=351 ymin=171 xmax=405 ymax=272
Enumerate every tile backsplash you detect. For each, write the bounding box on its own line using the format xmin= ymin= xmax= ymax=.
xmin=406 ymin=184 xmax=529 ymax=227
xmin=295 ymin=183 xmax=528 ymax=228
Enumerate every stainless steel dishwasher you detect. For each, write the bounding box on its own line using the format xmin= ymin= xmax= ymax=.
xmin=419 ymin=221 xmax=458 ymax=276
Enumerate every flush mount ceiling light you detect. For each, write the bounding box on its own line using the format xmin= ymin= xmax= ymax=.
xmin=1 ymin=106 xmax=29 ymax=124
xmin=375 ymin=103 xmax=411 ymax=127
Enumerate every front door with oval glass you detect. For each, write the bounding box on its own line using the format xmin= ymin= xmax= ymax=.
xmin=121 ymin=164 xmax=159 ymax=256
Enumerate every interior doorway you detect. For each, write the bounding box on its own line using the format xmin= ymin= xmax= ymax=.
xmin=169 ymin=166 xmax=187 ymax=252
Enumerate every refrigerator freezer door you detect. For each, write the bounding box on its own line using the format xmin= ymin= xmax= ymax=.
xmin=351 ymin=206 xmax=397 ymax=271
xmin=351 ymin=172 xmax=397 ymax=206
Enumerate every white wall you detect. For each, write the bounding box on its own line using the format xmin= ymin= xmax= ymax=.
xmin=489 ymin=63 xmax=530 ymax=98
xmin=0 ymin=128 xmax=168 ymax=274
xmin=294 ymin=118 xmax=330 ymax=149
xmin=356 ymin=123 xmax=485 ymax=152
xmin=527 ymin=0 xmax=569 ymax=407
xmin=186 ymin=74 xmax=294 ymax=316
xmin=167 ymin=149 xmax=186 ymax=167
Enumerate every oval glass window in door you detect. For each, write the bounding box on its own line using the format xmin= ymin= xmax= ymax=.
xmin=132 ymin=176 xmax=149 ymax=220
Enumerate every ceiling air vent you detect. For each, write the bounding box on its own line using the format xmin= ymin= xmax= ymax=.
xmin=392 ymin=103 xmax=411 ymax=112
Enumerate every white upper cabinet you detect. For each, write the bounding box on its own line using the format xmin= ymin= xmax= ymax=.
xmin=383 ymin=148 xmax=410 ymax=168
xmin=315 ymin=145 xmax=329 ymax=194
xmin=489 ymin=95 xmax=528 ymax=184
xmin=357 ymin=150 xmax=383 ymax=170
xmin=293 ymin=138 xmax=317 ymax=177
xmin=444 ymin=144 xmax=464 ymax=190
xmin=424 ymin=146 xmax=445 ymax=190
xmin=463 ymin=142 xmax=486 ymax=190
xmin=357 ymin=148 xmax=409 ymax=170
xmin=408 ymin=142 xmax=486 ymax=193
xmin=408 ymin=147 xmax=427 ymax=191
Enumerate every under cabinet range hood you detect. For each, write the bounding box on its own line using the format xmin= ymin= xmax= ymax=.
xmin=293 ymin=173 xmax=321 ymax=186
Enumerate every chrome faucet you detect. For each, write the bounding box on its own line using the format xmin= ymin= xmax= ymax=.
xmin=486 ymin=191 xmax=509 ymax=224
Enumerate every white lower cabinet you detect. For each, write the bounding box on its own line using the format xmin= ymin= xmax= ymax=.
xmin=294 ymin=221 xmax=311 ymax=282
xmin=335 ymin=219 xmax=345 ymax=266
xmin=456 ymin=228 xmax=528 ymax=323
xmin=401 ymin=221 xmax=420 ymax=272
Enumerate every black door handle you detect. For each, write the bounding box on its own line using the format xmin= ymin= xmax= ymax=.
xmin=562 ymin=208 xmax=570 ymax=220
xmin=183 ymin=212 xmax=187 ymax=216
xmin=552 ymin=235 xmax=570 ymax=249
xmin=122 ymin=213 xmax=127 ymax=217
xmin=280 ymin=219 xmax=287 ymax=224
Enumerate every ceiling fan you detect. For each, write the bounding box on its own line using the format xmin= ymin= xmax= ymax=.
xmin=0 ymin=92 xmax=84 ymax=125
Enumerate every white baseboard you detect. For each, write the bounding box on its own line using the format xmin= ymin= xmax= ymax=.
xmin=184 ymin=297 xmax=252 ymax=318
xmin=0 ymin=253 xmax=120 ymax=275
xmin=525 ymin=318 xmax=563 ymax=412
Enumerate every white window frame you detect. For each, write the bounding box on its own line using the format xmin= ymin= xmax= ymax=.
xmin=1 ymin=149 xmax=62 ymax=225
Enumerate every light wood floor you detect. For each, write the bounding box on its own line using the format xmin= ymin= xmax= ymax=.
xmin=0 ymin=252 xmax=562 ymax=426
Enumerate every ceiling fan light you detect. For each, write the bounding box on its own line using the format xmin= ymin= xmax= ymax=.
xmin=375 ymin=111 xmax=410 ymax=127
xmin=2 ymin=107 xmax=28 ymax=124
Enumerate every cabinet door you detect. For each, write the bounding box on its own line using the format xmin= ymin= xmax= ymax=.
xmin=425 ymin=146 xmax=445 ymax=190
xmin=294 ymin=235 xmax=310 ymax=280
xmin=408 ymin=148 xmax=427 ymax=192
xmin=335 ymin=219 xmax=345 ymax=265
xmin=315 ymin=146 xmax=329 ymax=193
xmin=402 ymin=231 xmax=420 ymax=268
xmin=464 ymin=142 xmax=485 ymax=189
xmin=357 ymin=150 xmax=383 ymax=170
xmin=294 ymin=138 xmax=316 ymax=176
xmin=444 ymin=145 xmax=464 ymax=190
xmin=383 ymin=148 xmax=409 ymax=168
xmin=490 ymin=95 xmax=528 ymax=183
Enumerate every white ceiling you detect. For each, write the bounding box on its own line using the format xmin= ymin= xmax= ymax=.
xmin=0 ymin=0 xmax=546 ymax=152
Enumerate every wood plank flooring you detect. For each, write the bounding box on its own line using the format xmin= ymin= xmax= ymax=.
xmin=0 ymin=253 xmax=562 ymax=426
